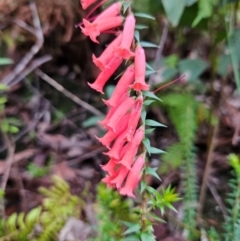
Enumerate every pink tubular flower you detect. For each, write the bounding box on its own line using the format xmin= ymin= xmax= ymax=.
xmin=115 ymin=14 xmax=135 ymax=59
xmin=103 ymin=129 xmax=128 ymax=160
xmin=110 ymin=165 xmax=129 ymax=189
xmin=120 ymin=153 xmax=145 ymax=197
xmin=81 ymin=0 xmax=97 ymax=10
xmin=95 ymin=2 xmax=122 ymax=21
xmin=118 ymin=126 xmax=145 ymax=169
xmin=102 ymin=65 xmax=135 ymax=107
xmin=130 ymin=45 xmax=150 ymax=91
xmin=126 ymin=95 xmax=143 ymax=142
xmin=105 ymin=96 xmax=135 ymax=132
xmin=88 ymin=56 xmax=122 ymax=94
xmin=92 ymin=33 xmax=122 ymax=70
xmin=99 ymin=94 xmax=128 ymax=128
xmin=81 ymin=16 xmax=123 ymax=43
xmin=101 ymin=158 xmax=118 ymax=175
xmin=96 ymin=114 xmax=129 ymax=149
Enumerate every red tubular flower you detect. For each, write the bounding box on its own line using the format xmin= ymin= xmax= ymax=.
xmin=88 ymin=56 xmax=122 ymax=93
xmin=115 ymin=14 xmax=135 ymax=59
xmin=130 ymin=45 xmax=150 ymax=91
xmin=102 ymin=64 xmax=135 ymax=107
xmin=126 ymin=95 xmax=143 ymax=142
xmin=101 ymin=158 xmax=118 ymax=175
xmin=81 ymin=16 xmax=123 ymax=43
xmin=96 ymin=114 xmax=129 ymax=149
xmin=118 ymin=126 xmax=144 ymax=169
xmin=103 ymin=128 xmax=128 ymax=160
xmin=110 ymin=165 xmax=129 ymax=189
xmin=99 ymin=93 xmax=128 ymax=128
xmin=81 ymin=0 xmax=98 ymax=10
xmin=95 ymin=2 xmax=122 ymax=21
xmin=92 ymin=33 xmax=122 ymax=70
xmin=120 ymin=153 xmax=145 ymax=197
xmin=105 ymin=96 xmax=135 ymax=132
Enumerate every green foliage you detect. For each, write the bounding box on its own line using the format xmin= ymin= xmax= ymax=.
xmin=147 ymin=186 xmax=180 ymax=215
xmin=27 ymin=163 xmax=49 ymax=178
xmin=193 ymin=0 xmax=219 ymax=26
xmin=0 ymin=176 xmax=83 ymax=241
xmin=93 ymin=184 xmax=137 ymax=241
xmin=160 ymin=93 xmax=209 ymax=240
xmin=223 ymin=154 xmax=240 ymax=241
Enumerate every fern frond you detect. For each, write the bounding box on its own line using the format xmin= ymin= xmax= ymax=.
xmin=0 ymin=176 xmax=83 ymax=241
xmin=223 ymin=155 xmax=240 ymax=241
xmin=162 ymin=93 xmax=199 ymax=240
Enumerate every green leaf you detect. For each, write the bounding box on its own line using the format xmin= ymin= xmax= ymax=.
xmin=179 ymin=58 xmax=208 ymax=81
xmin=135 ymin=24 xmax=148 ymax=30
xmin=145 ymin=128 xmax=155 ymax=134
xmin=146 ymin=63 xmax=155 ymax=71
xmin=0 ymin=97 xmax=7 ymax=105
xmin=9 ymin=126 xmax=19 ymax=134
xmin=134 ymin=12 xmax=155 ymax=20
xmin=145 ymin=167 xmax=161 ymax=180
xmin=161 ymin=0 xmax=186 ymax=26
xmin=141 ymin=110 xmax=147 ymax=122
xmin=123 ymin=224 xmax=141 ymax=235
xmin=146 ymin=70 xmax=156 ymax=76
xmin=123 ymin=2 xmax=131 ymax=13
xmin=149 ymin=147 xmax=165 ymax=154
xmin=0 ymin=83 xmax=9 ymax=91
xmin=105 ymin=85 xmax=115 ymax=99
xmin=145 ymin=119 xmax=167 ymax=127
xmin=142 ymin=138 xmax=151 ymax=154
xmin=147 ymin=213 xmax=165 ymax=222
xmin=141 ymin=232 xmax=156 ymax=241
xmin=134 ymin=30 xmax=140 ymax=43
xmin=0 ymin=57 xmax=13 ymax=65
xmin=82 ymin=116 xmax=103 ymax=128
xmin=162 ymin=67 xmax=178 ymax=80
xmin=144 ymin=100 xmax=155 ymax=106
xmin=142 ymin=91 xmax=162 ymax=101
xmin=140 ymin=41 xmax=159 ymax=48
xmin=140 ymin=181 xmax=147 ymax=194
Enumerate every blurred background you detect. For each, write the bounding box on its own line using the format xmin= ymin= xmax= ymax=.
xmin=0 ymin=0 xmax=240 ymax=240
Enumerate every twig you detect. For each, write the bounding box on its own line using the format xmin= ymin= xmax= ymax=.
xmin=197 ymin=122 xmax=219 ymax=223
xmin=1 ymin=2 xmax=44 ymax=86
xmin=35 ymin=69 xmax=104 ymax=117
xmin=148 ymin=22 xmax=169 ymax=86
xmin=8 ymin=55 xmax=52 ymax=87
xmin=68 ymin=146 xmax=106 ymax=166
xmin=208 ymin=183 xmax=228 ymax=217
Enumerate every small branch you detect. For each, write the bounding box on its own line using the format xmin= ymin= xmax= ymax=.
xmin=9 ymin=55 xmax=52 ymax=87
xmin=35 ymin=69 xmax=104 ymax=117
xmin=148 ymin=23 xmax=169 ymax=86
xmin=2 ymin=2 xmax=44 ymax=86
xmin=197 ymin=122 xmax=219 ymax=223
xmin=208 ymin=183 xmax=228 ymax=217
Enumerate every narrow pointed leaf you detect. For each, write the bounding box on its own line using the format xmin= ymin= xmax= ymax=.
xmin=123 ymin=2 xmax=131 ymax=13
xmin=135 ymin=24 xmax=148 ymax=30
xmin=145 ymin=119 xmax=167 ymax=127
xmin=145 ymin=128 xmax=155 ymax=134
xmin=150 ymin=147 xmax=165 ymax=154
xmin=146 ymin=70 xmax=156 ymax=76
xmin=145 ymin=167 xmax=161 ymax=180
xmin=134 ymin=30 xmax=140 ymax=43
xmin=142 ymin=138 xmax=151 ymax=154
xmin=123 ymin=224 xmax=141 ymax=235
xmin=144 ymin=100 xmax=155 ymax=106
xmin=134 ymin=12 xmax=155 ymax=20
xmin=140 ymin=41 xmax=159 ymax=48
xmin=142 ymin=91 xmax=162 ymax=101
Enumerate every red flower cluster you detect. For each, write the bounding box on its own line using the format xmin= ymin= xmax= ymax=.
xmin=80 ymin=1 xmax=150 ymax=197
